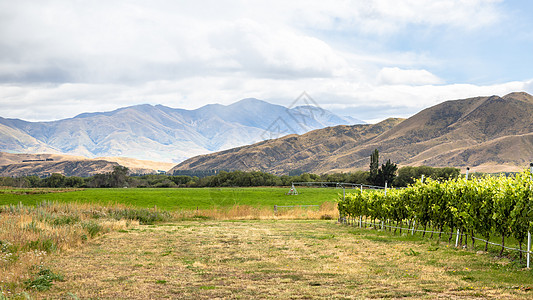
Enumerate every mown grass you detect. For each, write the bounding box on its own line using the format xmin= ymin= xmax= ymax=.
xmin=0 ymin=187 xmax=341 ymax=210
xmin=346 ymin=217 xmax=533 ymax=266
xmin=36 ymin=220 xmax=533 ymax=299
xmin=0 ymin=199 xmax=338 ymax=299
xmin=348 ymin=227 xmax=533 ymax=288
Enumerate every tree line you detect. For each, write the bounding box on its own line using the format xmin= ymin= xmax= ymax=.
xmin=0 ymin=164 xmax=459 ymax=188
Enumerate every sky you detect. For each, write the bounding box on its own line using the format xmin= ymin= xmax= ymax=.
xmin=1 ymin=0 xmax=533 ymax=123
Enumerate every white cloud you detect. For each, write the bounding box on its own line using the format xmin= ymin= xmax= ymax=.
xmin=377 ymin=67 xmax=444 ymax=85
xmin=0 ymin=0 xmax=529 ymax=125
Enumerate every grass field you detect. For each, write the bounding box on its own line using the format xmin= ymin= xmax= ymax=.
xmin=0 ymin=187 xmax=341 ymax=210
xmin=36 ymin=220 xmax=533 ymax=299
xmin=2 ymin=188 xmax=533 ymax=299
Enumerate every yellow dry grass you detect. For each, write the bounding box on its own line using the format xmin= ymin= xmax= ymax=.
xmin=3 ymin=202 xmax=532 ymax=299
xmin=0 ymin=203 xmax=138 ymax=298
xmin=189 ymin=201 xmax=338 ymax=220
xmin=34 ymin=220 xmax=532 ymax=299
xmin=0 ymin=201 xmax=336 ymax=298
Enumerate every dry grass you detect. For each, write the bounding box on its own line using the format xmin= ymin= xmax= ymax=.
xmin=3 ymin=202 xmax=532 ymax=299
xmin=188 ymin=201 xmax=338 ymax=220
xmin=0 ymin=202 xmax=139 ymax=298
xmin=0 ymin=201 xmax=336 ymax=298
xmin=36 ymin=220 xmax=533 ymax=299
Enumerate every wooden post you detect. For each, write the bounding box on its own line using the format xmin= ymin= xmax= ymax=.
xmin=343 ymin=186 xmax=345 ymax=202
xmin=527 ymin=231 xmax=531 ymax=269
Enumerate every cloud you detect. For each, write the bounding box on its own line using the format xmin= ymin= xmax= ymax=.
xmin=377 ymin=67 xmax=444 ymax=85
xmin=0 ymin=0 xmax=530 ymax=125
xmin=282 ymin=0 xmax=503 ymax=34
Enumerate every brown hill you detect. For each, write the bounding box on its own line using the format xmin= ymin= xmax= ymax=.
xmin=0 ymin=160 xmax=119 ymax=177
xmin=171 ymin=92 xmax=533 ymax=174
xmin=0 ymin=152 xmax=175 ymax=177
xmin=171 ymin=118 xmax=404 ymax=174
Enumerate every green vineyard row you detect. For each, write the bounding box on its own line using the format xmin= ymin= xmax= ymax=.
xmin=338 ymin=170 xmax=533 ymax=256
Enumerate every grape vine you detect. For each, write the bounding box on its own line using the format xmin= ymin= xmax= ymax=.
xmin=338 ymin=170 xmax=533 ymax=258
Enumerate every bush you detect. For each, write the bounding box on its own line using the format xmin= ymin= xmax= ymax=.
xmin=25 ymin=268 xmax=64 ymax=291
xmin=82 ymin=221 xmax=103 ymax=238
xmin=109 ymin=208 xmax=172 ymax=225
xmin=25 ymin=239 xmax=57 ymax=253
xmin=51 ymin=215 xmax=80 ymax=226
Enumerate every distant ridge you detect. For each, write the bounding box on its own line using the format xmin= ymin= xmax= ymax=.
xmin=170 ymin=92 xmax=533 ymax=174
xmin=0 ymin=98 xmax=362 ymax=163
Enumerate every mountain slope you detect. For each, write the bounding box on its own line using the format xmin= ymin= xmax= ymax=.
xmin=171 ymin=118 xmax=404 ymax=174
xmin=171 ymin=92 xmax=533 ymax=174
xmin=0 ymin=99 xmax=360 ymax=163
xmin=0 ymin=160 xmax=119 ymax=177
xmin=0 ymin=152 xmax=175 ymax=176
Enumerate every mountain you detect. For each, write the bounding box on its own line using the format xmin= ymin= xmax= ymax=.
xmin=170 ymin=92 xmax=533 ymax=174
xmin=0 ymin=98 xmax=361 ymax=163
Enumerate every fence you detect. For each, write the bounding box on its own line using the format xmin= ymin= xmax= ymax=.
xmin=339 ymin=215 xmax=533 ymax=268
xmin=288 ymin=181 xmax=388 ymax=197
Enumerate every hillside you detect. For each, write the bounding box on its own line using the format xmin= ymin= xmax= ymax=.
xmin=0 ymin=152 xmax=175 ymax=177
xmin=0 ymin=98 xmax=362 ymax=163
xmin=171 ymin=118 xmax=404 ymax=174
xmin=171 ymin=92 xmax=533 ymax=174
xmin=0 ymin=160 xmax=119 ymax=178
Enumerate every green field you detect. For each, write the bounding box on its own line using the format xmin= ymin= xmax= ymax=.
xmin=0 ymin=187 xmax=342 ymax=210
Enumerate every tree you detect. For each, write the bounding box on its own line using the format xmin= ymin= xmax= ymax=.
xmin=379 ymin=159 xmax=398 ymax=186
xmin=111 ymin=166 xmax=129 ymax=187
xmin=393 ymin=166 xmax=460 ymax=187
xmin=369 ymin=149 xmax=380 ymax=185
xmin=369 ymin=149 xmax=397 ymax=186
xmin=43 ymin=173 xmax=66 ymax=188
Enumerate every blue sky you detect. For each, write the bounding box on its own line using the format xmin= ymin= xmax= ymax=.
xmin=0 ymin=0 xmax=532 ymax=123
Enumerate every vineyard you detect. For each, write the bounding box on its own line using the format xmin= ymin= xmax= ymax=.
xmin=338 ymin=170 xmax=533 ymax=263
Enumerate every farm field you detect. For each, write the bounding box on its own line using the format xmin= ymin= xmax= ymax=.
xmin=38 ymin=220 xmax=533 ymax=299
xmin=0 ymin=187 xmax=341 ymax=210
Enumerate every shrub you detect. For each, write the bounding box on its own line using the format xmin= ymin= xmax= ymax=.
xmin=82 ymin=221 xmax=103 ymax=238
xmin=51 ymin=215 xmax=80 ymax=226
xmin=24 ymin=268 xmax=64 ymax=291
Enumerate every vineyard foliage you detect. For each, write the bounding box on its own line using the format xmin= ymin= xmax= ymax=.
xmin=338 ymin=170 xmax=533 ymax=254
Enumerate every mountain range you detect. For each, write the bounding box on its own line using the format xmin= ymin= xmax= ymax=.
xmin=171 ymin=92 xmax=533 ymax=174
xmin=0 ymin=98 xmax=362 ymax=163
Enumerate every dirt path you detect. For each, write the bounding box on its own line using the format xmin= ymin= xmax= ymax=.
xmin=41 ymin=220 xmax=529 ymax=299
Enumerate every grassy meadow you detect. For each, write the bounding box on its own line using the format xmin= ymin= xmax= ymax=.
xmin=1 ymin=187 xmax=532 ymax=299
xmin=0 ymin=187 xmax=341 ymax=210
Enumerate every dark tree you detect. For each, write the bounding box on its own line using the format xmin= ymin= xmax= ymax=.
xmin=111 ymin=166 xmax=129 ymax=187
xmin=369 ymin=149 xmax=397 ymax=186
xmin=369 ymin=149 xmax=380 ymax=185
xmin=378 ymin=159 xmax=398 ymax=186
xmin=43 ymin=173 xmax=66 ymax=188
